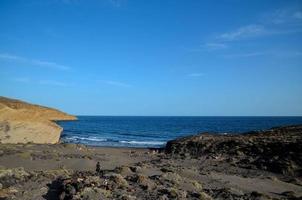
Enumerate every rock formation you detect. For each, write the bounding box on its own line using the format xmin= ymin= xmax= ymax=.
xmin=0 ymin=96 xmax=77 ymax=144
xmin=166 ymin=125 xmax=302 ymax=176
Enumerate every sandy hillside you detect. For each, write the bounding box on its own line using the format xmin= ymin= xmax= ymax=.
xmin=0 ymin=96 xmax=76 ymax=144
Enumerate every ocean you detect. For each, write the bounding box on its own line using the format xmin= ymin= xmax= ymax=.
xmin=58 ymin=116 xmax=302 ymax=148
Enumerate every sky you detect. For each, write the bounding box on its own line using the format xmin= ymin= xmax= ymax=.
xmin=0 ymin=0 xmax=302 ymax=116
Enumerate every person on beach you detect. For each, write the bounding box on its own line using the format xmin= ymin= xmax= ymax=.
xmin=96 ymin=161 xmax=101 ymax=175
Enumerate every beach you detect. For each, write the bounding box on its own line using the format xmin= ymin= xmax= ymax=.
xmin=1 ymin=125 xmax=302 ymax=199
xmin=1 ymin=97 xmax=302 ymax=199
xmin=1 ymin=0 xmax=302 ymax=199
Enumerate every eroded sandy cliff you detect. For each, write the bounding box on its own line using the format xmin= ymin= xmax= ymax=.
xmin=0 ymin=96 xmax=77 ymax=144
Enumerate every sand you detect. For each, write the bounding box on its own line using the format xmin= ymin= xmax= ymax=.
xmin=0 ymin=143 xmax=301 ymax=200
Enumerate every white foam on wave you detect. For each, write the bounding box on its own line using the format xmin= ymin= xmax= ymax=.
xmin=63 ymin=136 xmax=166 ymax=146
xmin=65 ymin=136 xmax=107 ymax=142
xmin=119 ymin=140 xmax=166 ymax=145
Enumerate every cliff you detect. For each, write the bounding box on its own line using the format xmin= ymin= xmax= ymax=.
xmin=0 ymin=96 xmax=77 ymax=144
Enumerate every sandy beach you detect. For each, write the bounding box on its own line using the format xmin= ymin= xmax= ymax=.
xmin=1 ymin=0 xmax=302 ymax=199
xmin=0 ymin=97 xmax=301 ymax=199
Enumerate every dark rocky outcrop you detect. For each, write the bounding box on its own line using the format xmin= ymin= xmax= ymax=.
xmin=165 ymin=125 xmax=302 ymax=176
xmin=55 ymin=168 xmax=206 ymax=200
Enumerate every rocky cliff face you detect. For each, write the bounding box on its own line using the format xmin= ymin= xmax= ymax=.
xmin=166 ymin=125 xmax=302 ymax=176
xmin=0 ymin=96 xmax=77 ymax=144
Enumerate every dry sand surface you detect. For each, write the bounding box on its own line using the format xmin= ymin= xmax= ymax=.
xmin=0 ymin=141 xmax=301 ymax=200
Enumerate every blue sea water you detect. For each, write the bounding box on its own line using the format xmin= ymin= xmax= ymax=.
xmin=57 ymin=116 xmax=302 ymax=148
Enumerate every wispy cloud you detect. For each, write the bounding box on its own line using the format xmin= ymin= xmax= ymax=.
xmin=32 ymin=60 xmax=69 ymax=70
xmin=224 ymin=52 xmax=268 ymax=58
xmin=217 ymin=8 xmax=302 ymax=41
xmin=224 ymin=50 xmax=302 ymax=58
xmin=294 ymin=11 xmax=302 ymax=20
xmin=188 ymin=8 xmax=302 ymax=53
xmin=263 ymin=8 xmax=302 ymax=25
xmin=62 ymin=0 xmax=79 ymax=4
xmin=107 ymin=0 xmax=124 ymax=7
xmin=38 ymin=80 xmax=72 ymax=87
xmin=58 ymin=0 xmax=124 ymax=7
xmin=101 ymin=80 xmax=133 ymax=88
xmin=0 ymin=53 xmax=70 ymax=71
xmin=12 ymin=77 xmax=31 ymax=83
xmin=204 ymin=42 xmax=228 ymax=50
xmin=11 ymin=77 xmax=72 ymax=87
xmin=187 ymin=73 xmax=205 ymax=77
xmin=0 ymin=53 xmax=26 ymax=61
xmin=218 ymin=25 xmax=268 ymax=41
xmin=293 ymin=51 xmax=302 ymax=56
xmin=270 ymin=50 xmax=302 ymax=58
xmin=185 ymin=42 xmax=227 ymax=52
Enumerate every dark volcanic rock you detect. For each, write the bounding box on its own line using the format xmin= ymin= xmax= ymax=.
xmin=165 ymin=125 xmax=302 ymax=176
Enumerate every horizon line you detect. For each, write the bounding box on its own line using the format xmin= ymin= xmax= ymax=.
xmin=73 ymin=115 xmax=302 ymax=117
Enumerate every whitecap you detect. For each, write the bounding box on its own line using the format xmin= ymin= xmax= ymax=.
xmin=64 ymin=136 xmax=107 ymax=142
xmin=119 ymin=140 xmax=166 ymax=145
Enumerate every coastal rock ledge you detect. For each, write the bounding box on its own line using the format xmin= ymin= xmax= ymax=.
xmin=0 ymin=96 xmax=77 ymax=144
xmin=165 ymin=125 xmax=302 ymax=176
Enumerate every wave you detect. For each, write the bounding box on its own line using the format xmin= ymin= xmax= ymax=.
xmin=119 ymin=140 xmax=166 ymax=145
xmin=62 ymin=135 xmax=166 ymax=147
xmin=64 ymin=136 xmax=107 ymax=142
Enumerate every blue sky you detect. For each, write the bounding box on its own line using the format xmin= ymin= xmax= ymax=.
xmin=0 ymin=0 xmax=302 ymax=116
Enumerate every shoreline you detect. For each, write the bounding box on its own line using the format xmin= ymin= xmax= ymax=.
xmin=1 ymin=125 xmax=302 ymax=199
xmin=59 ymin=142 xmax=166 ymax=150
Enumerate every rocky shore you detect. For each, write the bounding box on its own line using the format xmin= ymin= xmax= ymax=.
xmin=0 ymin=125 xmax=302 ymax=199
xmin=166 ymin=125 xmax=302 ymax=176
